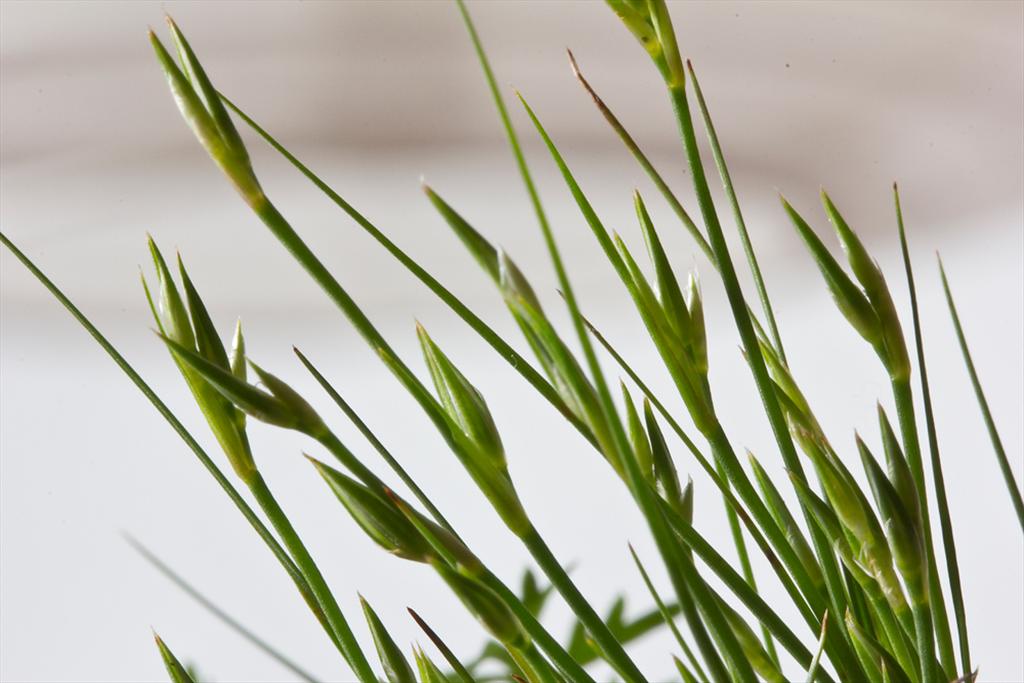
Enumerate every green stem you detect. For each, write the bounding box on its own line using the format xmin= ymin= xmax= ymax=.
xmin=896 ymin=195 xmax=971 ymax=681
xmin=685 ymin=59 xmax=786 ymax=364
xmin=248 ymin=473 xmax=376 ymax=683
xmin=664 ymin=81 xmax=864 ymax=681
xmin=519 ymin=527 xmax=647 ymax=683
xmin=910 ymin=598 xmax=936 ymax=683
xmin=891 ymin=379 xmax=953 ymax=680
xmin=719 ymin=467 xmax=779 ymax=668
xmin=126 ymin=536 xmax=319 ymax=682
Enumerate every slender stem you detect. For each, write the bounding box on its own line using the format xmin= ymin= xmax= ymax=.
xmin=126 ymin=536 xmax=319 ymax=682
xmin=939 ymin=262 xmax=1024 ymax=531
xmin=248 ymin=473 xmax=376 ymax=683
xmin=0 ymin=233 xmax=349 ymax=664
xmin=629 ymin=544 xmax=709 ymax=683
xmin=519 ymin=526 xmax=647 ymax=683
xmin=896 ymin=192 xmax=971 ymax=680
xmin=664 ymin=81 xmax=864 ymax=681
xmin=220 ymin=96 xmax=590 ymax=444
xmin=686 ymin=60 xmax=787 ymax=364
xmin=910 ymin=598 xmax=936 ymax=683
xmin=718 ymin=465 xmax=779 ymax=668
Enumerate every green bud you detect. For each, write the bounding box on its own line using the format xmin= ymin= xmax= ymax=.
xmin=500 ymin=263 xmax=616 ymax=470
xmin=159 ymin=333 xmax=324 ymax=435
xmin=758 ymin=337 xmax=813 ymax=426
xmin=415 ymin=325 xmax=531 ymax=535
xmin=781 ymin=196 xmax=883 ymax=347
xmin=821 ymin=191 xmax=910 ymax=380
xmin=646 ymin=0 xmax=685 ymax=87
xmin=359 ymin=595 xmax=416 ymax=683
xmin=147 ymin=239 xmax=255 ymax=481
xmin=229 ymin=319 xmax=246 ymax=381
xmin=857 ymin=436 xmax=926 ymax=602
xmin=151 ymin=19 xmax=263 ymax=206
xmin=417 ymin=324 xmax=505 ymax=470
xmin=605 ymin=0 xmax=665 ymax=68
xmin=679 ymin=476 xmax=694 ymax=526
xmin=248 ymin=361 xmax=325 ymax=435
xmin=313 ymin=459 xmax=433 ymax=562
xmin=789 ymin=473 xmax=875 ymax=587
xmin=147 ymin=236 xmax=194 ymax=348
xmin=433 ymin=562 xmax=529 ymax=649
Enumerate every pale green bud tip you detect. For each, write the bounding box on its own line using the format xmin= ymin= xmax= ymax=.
xmin=151 ymin=17 xmax=263 ymax=206
xmin=249 ymin=361 xmax=324 ymax=435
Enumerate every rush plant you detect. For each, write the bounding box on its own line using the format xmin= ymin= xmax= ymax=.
xmin=2 ymin=2 xmax=1020 ymax=681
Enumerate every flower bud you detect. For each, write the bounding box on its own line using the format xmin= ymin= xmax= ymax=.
xmin=417 ymin=324 xmax=505 ymax=470
xmin=313 ymin=459 xmax=433 ymax=562
xmin=151 ymin=19 xmax=263 ymax=207
xmin=821 ymin=191 xmax=910 ymax=381
xmin=857 ymin=436 xmax=927 ymax=603
xmin=159 ymin=332 xmax=325 ymax=436
xmin=781 ymin=196 xmax=883 ymax=348
xmin=433 ymin=562 xmax=529 ymax=649
xmin=146 ymin=239 xmax=255 ymax=481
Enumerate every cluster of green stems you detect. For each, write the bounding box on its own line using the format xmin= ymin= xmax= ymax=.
xmin=3 ymin=1 xmax=1020 ymax=682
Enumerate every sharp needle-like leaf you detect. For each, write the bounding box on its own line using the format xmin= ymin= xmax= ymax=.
xmin=127 ymin=535 xmax=319 ymax=682
xmin=408 ymin=608 xmax=477 ymax=683
xmin=628 ymin=544 xmax=709 ymax=683
xmin=939 ymin=256 xmax=1024 ymax=531
xmin=895 ymin=186 xmax=972 ymax=681
xmin=153 ymin=633 xmax=197 ymax=683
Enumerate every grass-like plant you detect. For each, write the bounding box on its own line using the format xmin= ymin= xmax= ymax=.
xmin=2 ymin=2 xmax=1020 ymax=681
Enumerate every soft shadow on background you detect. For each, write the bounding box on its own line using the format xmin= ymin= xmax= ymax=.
xmin=1 ymin=1 xmax=1021 ymax=681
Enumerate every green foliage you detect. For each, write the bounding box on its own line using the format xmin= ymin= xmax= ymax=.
xmin=2 ymin=2 xmax=1018 ymax=682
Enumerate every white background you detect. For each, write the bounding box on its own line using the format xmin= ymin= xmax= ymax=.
xmin=2 ymin=1 xmax=1021 ymax=681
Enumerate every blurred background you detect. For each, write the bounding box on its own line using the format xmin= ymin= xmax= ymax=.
xmin=1 ymin=1 xmax=1021 ymax=681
